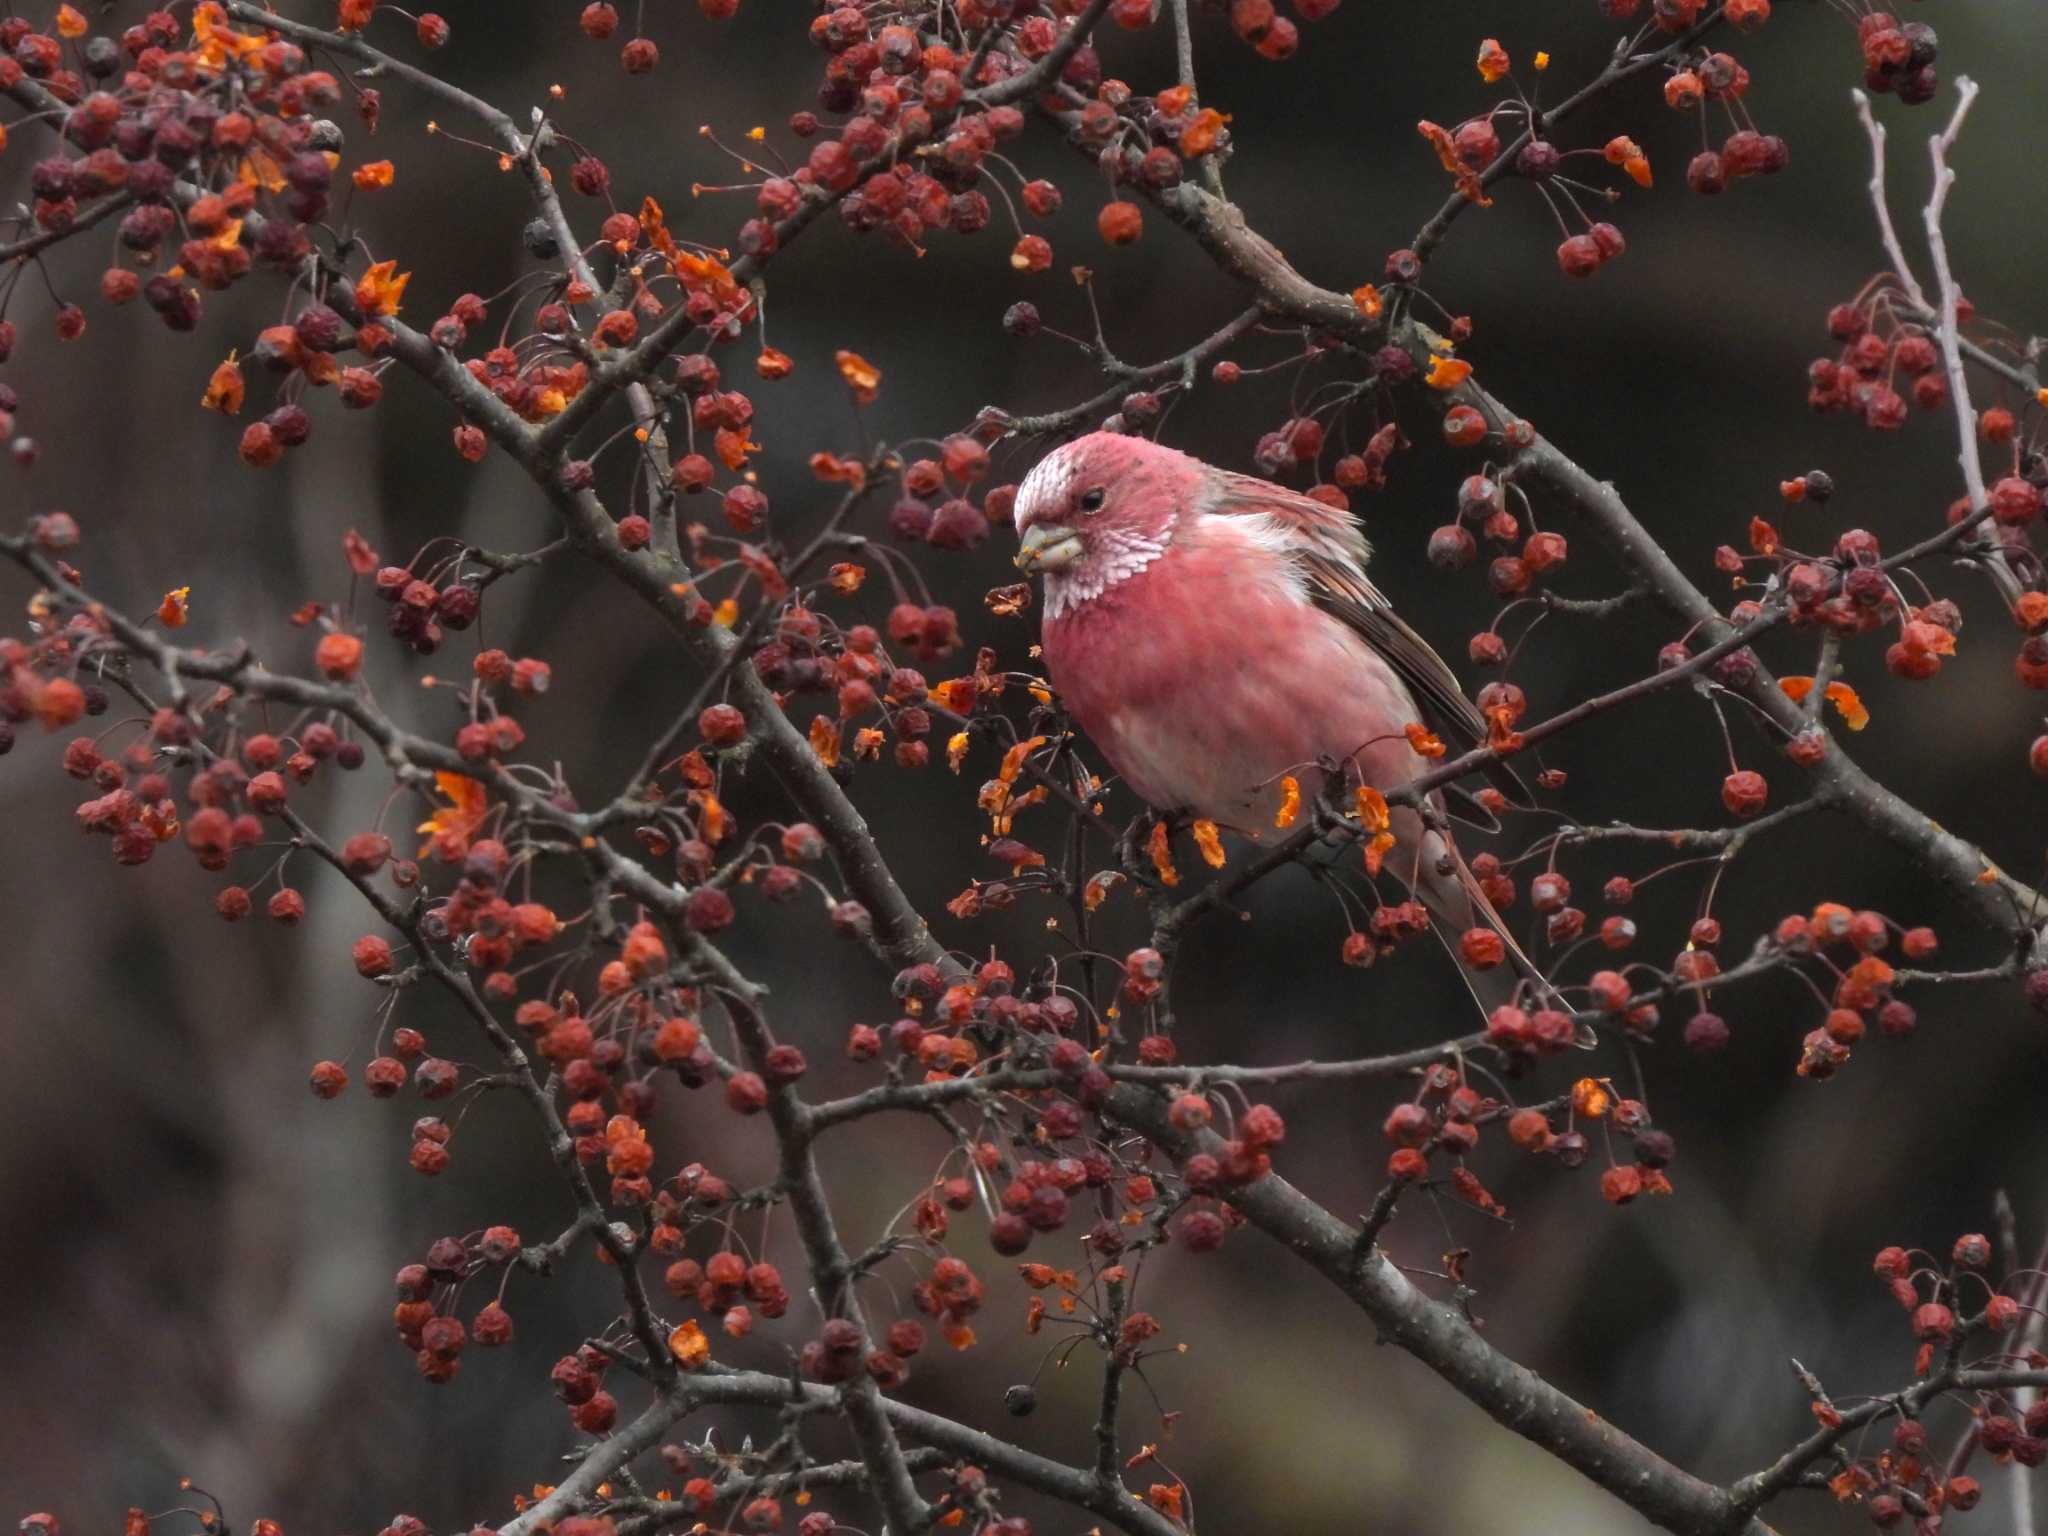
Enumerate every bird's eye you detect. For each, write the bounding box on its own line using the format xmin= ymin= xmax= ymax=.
xmin=1077 ymin=487 xmax=1107 ymax=514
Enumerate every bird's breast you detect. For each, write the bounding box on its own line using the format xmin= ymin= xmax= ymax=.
xmin=1037 ymin=542 xmax=1425 ymax=828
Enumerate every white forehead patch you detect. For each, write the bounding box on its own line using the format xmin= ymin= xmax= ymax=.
xmin=1015 ymin=444 xmax=1080 ymax=531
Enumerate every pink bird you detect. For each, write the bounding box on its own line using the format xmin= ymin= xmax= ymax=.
xmin=1012 ymin=431 xmax=1555 ymax=1030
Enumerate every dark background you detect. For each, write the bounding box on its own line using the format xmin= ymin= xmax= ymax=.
xmin=4 ymin=3 xmax=2047 ymax=1532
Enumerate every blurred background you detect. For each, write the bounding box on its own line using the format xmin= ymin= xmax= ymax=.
xmin=4 ymin=3 xmax=2048 ymax=1532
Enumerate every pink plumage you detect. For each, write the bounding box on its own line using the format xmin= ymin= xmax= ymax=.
xmin=1014 ymin=432 xmax=1555 ymax=1027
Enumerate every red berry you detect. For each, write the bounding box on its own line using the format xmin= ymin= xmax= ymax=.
xmin=1683 ymin=1013 xmax=1730 ymax=1052
xmin=1720 ymin=770 xmax=1768 ymax=817
xmin=725 ymin=1071 xmax=768 ymax=1114
xmin=1556 ymin=235 xmax=1603 ymax=277
xmin=1096 ymin=200 xmax=1142 ymax=246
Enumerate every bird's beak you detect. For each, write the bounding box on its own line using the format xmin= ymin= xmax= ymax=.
xmin=1015 ymin=523 xmax=1084 ymax=572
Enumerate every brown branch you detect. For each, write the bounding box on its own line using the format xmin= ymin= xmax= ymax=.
xmin=1730 ymin=1365 xmax=2048 ymax=1515
xmin=1166 ymin=0 xmax=1224 ymax=198
xmin=1553 ymin=797 xmax=1827 ymax=853
xmin=717 ymin=989 xmax=933 ymax=1535
xmin=804 ymin=1032 xmax=1490 ymax=1135
xmin=1105 ymin=1084 xmax=1778 ymax=1536
xmin=0 ymin=188 xmax=137 ymax=264
xmin=1496 ymin=402 xmax=2043 ymax=931
xmin=684 ymin=1368 xmax=1186 ymax=1536
xmin=608 ymin=1450 xmax=956 ymax=1536
xmin=1917 ymin=77 xmax=2024 ymax=603
xmin=224 ymin=3 xmax=522 ymax=139
xmin=987 ymin=303 xmax=1263 ymax=440
xmin=498 ymin=1394 xmax=696 ymax=1536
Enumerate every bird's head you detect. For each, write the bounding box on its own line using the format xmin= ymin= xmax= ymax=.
xmin=1011 ymin=433 xmax=1205 ymax=588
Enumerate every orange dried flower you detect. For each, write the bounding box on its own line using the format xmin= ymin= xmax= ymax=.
xmin=201 ymin=354 xmax=245 ymax=414
xmin=668 ymin=1319 xmax=710 ymax=1369
xmin=808 ymin=714 xmax=841 ymax=767
xmin=353 ymin=259 xmax=410 ymax=317
xmin=1425 ymin=355 xmax=1472 ymax=390
xmin=1146 ymin=821 xmax=1179 ymax=887
xmin=1179 ymin=107 xmax=1230 ymax=158
xmin=1571 ymin=1077 xmax=1612 ymax=1118
xmin=1418 ymin=120 xmax=1493 ymax=207
xmin=1404 ymin=722 xmax=1446 ymax=757
xmin=834 ymin=349 xmax=881 ymax=403
xmin=1274 ymin=775 xmax=1302 ymax=828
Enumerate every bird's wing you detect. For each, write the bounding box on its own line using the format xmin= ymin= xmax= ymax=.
xmin=1207 ymin=470 xmax=1531 ymax=815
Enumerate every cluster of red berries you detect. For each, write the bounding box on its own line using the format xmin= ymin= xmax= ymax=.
xmin=462 ymin=210 xmax=765 ymax=506
xmin=1166 ymin=0 xmax=1343 ymax=65
xmin=1432 ymin=20 xmax=1787 ymax=283
xmin=1330 ymin=897 xmax=1450 ymax=973
xmin=26 ymin=543 xmax=549 ymax=946
xmin=1853 ymin=10 xmax=1942 ymax=106
xmin=1675 ymin=903 xmax=1932 ymax=1072
xmin=1809 ymin=300 xmax=1960 ymax=429
xmin=573 ymin=2 xmax=665 ymax=74
xmin=1781 ymin=904 xmax=1930 ymax=1075
xmin=755 ymin=604 xmax=964 ymax=772
xmin=0 ymin=3 xmax=426 ymax=426
xmin=1799 ymin=301 xmax=2048 ymax=721
xmin=1428 ymin=467 xmax=1570 ymax=601
xmin=580 ymin=3 xmax=1091 ymax=268
xmin=885 ymin=436 xmax=1008 ymax=552
xmin=858 ymin=958 xmax=1270 ymax=1263
xmin=30 ymin=670 xmax=195 ymax=868
xmin=1376 ymin=1060 xmax=1672 ymax=1209
xmin=1515 ymin=1082 xmax=1676 ymax=1207
xmin=596 ymin=1486 xmax=844 ymax=1536
xmin=1813 ymin=1237 xmax=2033 ymax=1523
xmin=1493 ymin=864 xmax=1647 ymax=962
xmin=662 ymin=1240 xmax=789 ymax=1340
xmin=1446 ymin=114 xmax=1640 ymax=281
xmin=548 ymin=1344 xmax=627 ymax=1433
xmin=1168 ymin=1095 xmax=1281 ymax=1245
xmin=391 ymin=1227 xmax=523 ymax=1384
xmin=229 ymin=300 xmax=397 ymax=468
xmin=1660 ymin=48 xmax=1792 ymax=196
xmin=1720 ymin=473 xmax=2018 ymax=722
xmin=1241 ymin=416 xmax=1401 ymax=509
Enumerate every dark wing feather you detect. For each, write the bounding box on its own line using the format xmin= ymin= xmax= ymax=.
xmin=1207 ymin=471 xmax=1531 ymax=818
xmin=1306 ymin=561 xmax=1533 ymax=816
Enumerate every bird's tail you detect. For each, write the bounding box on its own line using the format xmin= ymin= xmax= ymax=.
xmin=1412 ymin=829 xmax=1593 ymax=1048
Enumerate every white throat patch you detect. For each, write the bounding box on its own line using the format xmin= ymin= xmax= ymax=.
xmin=1043 ymin=522 xmax=1172 ymax=620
